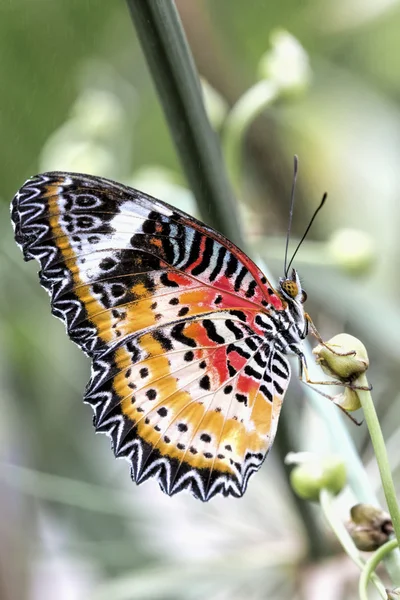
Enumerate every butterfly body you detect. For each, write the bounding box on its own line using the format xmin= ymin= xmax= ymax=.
xmin=12 ymin=172 xmax=308 ymax=500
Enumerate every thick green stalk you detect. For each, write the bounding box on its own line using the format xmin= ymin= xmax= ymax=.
xmin=126 ymin=0 xmax=243 ymax=247
xmin=357 ymin=376 xmax=400 ymax=546
xmin=356 ymin=374 xmax=400 ymax=586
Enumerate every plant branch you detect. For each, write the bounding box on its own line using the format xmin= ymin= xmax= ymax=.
xmin=359 ymin=538 xmax=399 ymax=600
xmin=126 ymin=0 xmax=243 ymax=247
xmin=357 ymin=376 xmax=400 ymax=545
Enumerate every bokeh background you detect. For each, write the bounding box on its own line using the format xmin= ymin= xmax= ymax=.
xmin=2 ymin=1 xmax=400 ymax=599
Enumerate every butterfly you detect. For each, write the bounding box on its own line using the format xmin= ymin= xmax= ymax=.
xmin=11 ymin=171 xmax=312 ymax=501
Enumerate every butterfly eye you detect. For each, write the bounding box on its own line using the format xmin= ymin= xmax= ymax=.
xmin=301 ymin=290 xmax=308 ymax=303
xmin=281 ymin=280 xmax=299 ymax=298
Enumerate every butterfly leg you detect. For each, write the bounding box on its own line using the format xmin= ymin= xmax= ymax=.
xmin=305 ymin=314 xmax=356 ymax=358
xmin=293 ymin=346 xmax=347 ymax=386
xmin=301 ymin=379 xmax=363 ymax=425
xmin=291 ymin=346 xmax=363 ymax=425
xmin=293 ymin=345 xmax=371 ymax=390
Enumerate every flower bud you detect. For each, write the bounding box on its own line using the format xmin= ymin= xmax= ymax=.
xmin=332 ymin=388 xmax=361 ymax=412
xmin=258 ymin=30 xmax=311 ymax=96
xmin=347 ymin=504 xmax=393 ymax=552
xmin=327 ymin=228 xmax=375 ymax=276
xmin=313 ymin=333 xmax=369 ymax=383
xmin=290 ymin=455 xmax=346 ymax=501
xmin=71 ymin=88 xmax=125 ymax=138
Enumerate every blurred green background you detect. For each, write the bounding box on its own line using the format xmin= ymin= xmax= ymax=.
xmin=2 ymin=1 xmax=400 ymax=599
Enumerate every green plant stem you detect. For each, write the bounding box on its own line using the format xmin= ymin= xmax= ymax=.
xmin=319 ymin=488 xmax=387 ymax=599
xmin=357 ymin=374 xmax=400 ymax=586
xmin=359 ymin=538 xmax=399 ymax=600
xmin=126 ymin=0 xmax=243 ymax=248
xmin=222 ymin=80 xmax=278 ymax=190
xmin=357 ymin=375 xmax=400 ymax=546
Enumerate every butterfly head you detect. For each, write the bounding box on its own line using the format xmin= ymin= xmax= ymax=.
xmin=279 ymin=268 xmax=307 ymax=305
xmin=278 ymin=268 xmax=308 ymax=342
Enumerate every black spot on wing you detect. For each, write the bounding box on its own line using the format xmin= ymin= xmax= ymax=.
xmin=226 ymin=343 xmax=250 ymax=359
xmin=225 ymin=319 xmax=244 ymax=340
xmin=199 ymin=375 xmax=211 ymax=390
xmin=191 ymin=236 xmax=214 ymax=276
xmin=146 ymin=389 xmax=157 ymax=400
xmin=274 ymin=353 xmax=290 ymax=376
xmin=254 ymin=352 xmax=267 ymax=368
xmin=272 ymin=365 xmax=288 ymax=379
xmin=245 ymin=338 xmax=259 ymax=351
xmin=182 ymin=230 xmax=202 ymax=270
xmin=152 ymin=329 xmax=174 ymax=351
xmin=225 ymin=254 xmax=238 ymax=278
xmin=184 ymin=350 xmax=194 ymax=361
xmin=209 ymin=246 xmax=226 ymax=282
xmin=234 ymin=266 xmax=247 ymax=292
xmin=244 ymin=365 xmax=262 ymax=380
xmin=235 ymin=393 xmax=247 ymax=405
xmin=263 ymin=370 xmax=272 ymax=383
xmin=255 ymin=314 xmax=273 ymax=331
xmin=229 ymin=310 xmax=246 ymax=322
xmin=227 ymin=362 xmax=237 ymax=377
xmin=245 ymin=280 xmax=257 ymax=298
xmin=160 ymin=273 xmax=179 ymax=287
xmin=203 ymin=319 xmax=225 ymax=344
xmin=260 ymin=384 xmax=273 ymax=402
xmin=171 ymin=323 xmax=196 ymax=347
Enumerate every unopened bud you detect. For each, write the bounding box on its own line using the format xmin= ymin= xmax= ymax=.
xmin=290 ymin=455 xmax=346 ymax=501
xmin=313 ymin=333 xmax=369 ymax=383
xmin=333 ymin=388 xmax=361 ymax=412
xmin=347 ymin=504 xmax=393 ymax=552
xmin=258 ymin=30 xmax=311 ymax=96
xmin=327 ymin=229 xmax=375 ymax=276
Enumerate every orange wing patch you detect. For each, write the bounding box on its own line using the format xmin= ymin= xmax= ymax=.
xmin=88 ymin=315 xmax=291 ymax=499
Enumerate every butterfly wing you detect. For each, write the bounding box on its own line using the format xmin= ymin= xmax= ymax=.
xmin=12 ymin=171 xmax=291 ymax=500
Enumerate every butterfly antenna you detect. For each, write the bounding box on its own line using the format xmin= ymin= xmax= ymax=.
xmin=286 ymin=192 xmax=328 ymax=274
xmin=284 ymin=155 xmax=299 ymax=278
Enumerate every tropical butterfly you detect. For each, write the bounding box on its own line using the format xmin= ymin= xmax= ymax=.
xmin=11 ymin=171 xmax=315 ymax=501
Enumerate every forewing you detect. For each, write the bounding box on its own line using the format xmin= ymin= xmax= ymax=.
xmin=11 ymin=171 xmax=290 ymax=500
